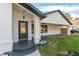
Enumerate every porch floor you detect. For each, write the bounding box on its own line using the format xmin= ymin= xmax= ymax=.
xmin=5 ymin=40 xmax=37 ymax=56
xmin=13 ymin=40 xmax=35 ymax=51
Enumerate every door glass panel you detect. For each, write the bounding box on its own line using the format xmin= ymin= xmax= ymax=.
xmin=19 ymin=21 xmax=28 ymax=40
xmin=20 ymin=23 xmax=26 ymax=33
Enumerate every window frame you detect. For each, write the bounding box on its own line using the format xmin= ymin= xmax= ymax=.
xmin=41 ymin=23 xmax=48 ymax=33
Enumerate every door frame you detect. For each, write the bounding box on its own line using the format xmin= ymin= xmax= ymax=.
xmin=18 ymin=21 xmax=28 ymax=42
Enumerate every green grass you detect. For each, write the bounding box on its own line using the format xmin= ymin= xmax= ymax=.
xmin=38 ymin=35 xmax=79 ymax=56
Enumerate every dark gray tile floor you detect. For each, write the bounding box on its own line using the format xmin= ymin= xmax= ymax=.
xmin=13 ymin=40 xmax=35 ymax=51
xmin=9 ymin=46 xmax=37 ymax=56
xmin=5 ymin=40 xmax=37 ymax=56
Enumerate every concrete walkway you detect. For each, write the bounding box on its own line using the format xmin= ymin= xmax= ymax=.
xmin=26 ymin=49 xmax=41 ymax=56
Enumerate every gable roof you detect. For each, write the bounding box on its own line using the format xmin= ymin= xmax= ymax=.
xmin=18 ymin=4 xmax=72 ymax=25
xmin=19 ymin=3 xmax=47 ymax=19
xmin=45 ymin=10 xmax=72 ymax=25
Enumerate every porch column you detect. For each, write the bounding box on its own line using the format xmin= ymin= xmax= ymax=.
xmin=67 ymin=25 xmax=71 ymax=35
xmin=28 ymin=21 xmax=32 ymax=40
xmin=34 ymin=16 xmax=41 ymax=44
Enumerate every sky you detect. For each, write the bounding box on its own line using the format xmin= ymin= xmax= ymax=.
xmin=32 ymin=3 xmax=79 ymax=19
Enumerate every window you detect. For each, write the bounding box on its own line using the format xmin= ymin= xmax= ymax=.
xmin=32 ymin=23 xmax=48 ymax=34
xmin=20 ymin=23 xmax=26 ymax=33
xmin=32 ymin=24 xmax=34 ymax=34
xmin=41 ymin=24 xmax=47 ymax=33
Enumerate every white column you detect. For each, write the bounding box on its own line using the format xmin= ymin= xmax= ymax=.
xmin=67 ymin=25 xmax=71 ymax=35
xmin=34 ymin=16 xmax=41 ymax=44
xmin=28 ymin=21 xmax=32 ymax=40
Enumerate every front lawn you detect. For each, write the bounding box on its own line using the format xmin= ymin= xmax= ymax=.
xmin=38 ymin=35 xmax=79 ymax=56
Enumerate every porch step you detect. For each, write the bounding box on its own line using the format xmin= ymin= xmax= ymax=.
xmin=13 ymin=40 xmax=35 ymax=51
xmin=4 ymin=40 xmax=38 ymax=56
xmin=5 ymin=46 xmax=37 ymax=56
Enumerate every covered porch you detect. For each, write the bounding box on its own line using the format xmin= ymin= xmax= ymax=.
xmin=12 ymin=3 xmax=42 ymax=51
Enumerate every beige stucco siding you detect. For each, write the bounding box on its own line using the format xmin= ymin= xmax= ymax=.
xmin=41 ymin=24 xmax=61 ymax=36
xmin=40 ymin=12 xmax=70 ymax=25
xmin=0 ymin=4 xmax=12 ymax=54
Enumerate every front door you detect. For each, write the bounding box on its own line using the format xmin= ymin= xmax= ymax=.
xmin=19 ymin=21 xmax=28 ymax=42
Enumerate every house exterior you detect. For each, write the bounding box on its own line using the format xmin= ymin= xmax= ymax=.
xmin=0 ymin=3 xmax=71 ymax=55
xmin=70 ymin=17 xmax=79 ymax=30
xmin=40 ymin=10 xmax=72 ymax=35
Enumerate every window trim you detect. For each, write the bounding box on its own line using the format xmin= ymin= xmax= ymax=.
xmin=41 ymin=23 xmax=48 ymax=33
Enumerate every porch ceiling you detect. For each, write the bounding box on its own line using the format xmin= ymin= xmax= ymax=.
xmin=19 ymin=3 xmax=47 ymax=19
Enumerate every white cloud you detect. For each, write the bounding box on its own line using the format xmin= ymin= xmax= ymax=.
xmin=40 ymin=5 xmax=79 ymax=12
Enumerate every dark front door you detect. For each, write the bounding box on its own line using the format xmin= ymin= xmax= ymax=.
xmin=19 ymin=21 xmax=28 ymax=41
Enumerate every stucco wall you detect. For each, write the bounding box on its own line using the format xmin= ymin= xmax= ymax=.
xmin=12 ymin=4 xmax=34 ymax=43
xmin=0 ymin=3 xmax=12 ymax=54
xmin=40 ymin=12 xmax=70 ymax=25
xmin=41 ymin=24 xmax=61 ymax=36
